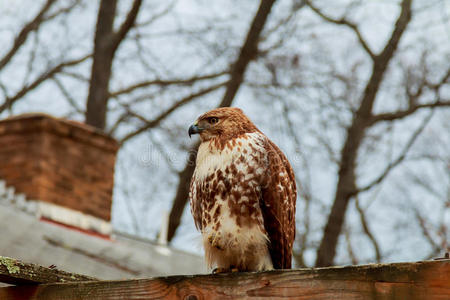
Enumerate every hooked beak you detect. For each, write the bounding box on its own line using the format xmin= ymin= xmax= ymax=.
xmin=188 ymin=124 xmax=203 ymax=138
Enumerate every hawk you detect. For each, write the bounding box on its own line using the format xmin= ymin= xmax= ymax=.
xmin=188 ymin=107 xmax=296 ymax=272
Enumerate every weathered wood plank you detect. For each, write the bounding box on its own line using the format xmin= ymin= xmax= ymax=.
xmin=0 ymin=260 xmax=448 ymax=299
xmin=0 ymin=256 xmax=96 ymax=285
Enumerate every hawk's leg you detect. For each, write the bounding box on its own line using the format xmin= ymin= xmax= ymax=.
xmin=208 ymin=232 xmax=224 ymax=250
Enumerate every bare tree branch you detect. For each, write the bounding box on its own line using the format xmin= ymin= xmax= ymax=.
xmin=59 ymin=71 xmax=90 ymax=83
xmin=0 ymin=81 xmax=8 ymax=100
xmin=344 ymin=225 xmax=358 ymax=265
xmin=110 ymin=71 xmax=228 ymax=97
xmin=21 ymin=31 xmax=40 ymax=87
xmin=43 ymin=0 xmax=82 ymax=21
xmin=118 ymin=81 xmax=227 ymax=145
xmin=219 ymin=0 xmax=277 ymax=107
xmin=413 ymin=207 xmax=441 ymax=256
xmin=369 ymin=101 xmax=450 ymax=124
xmin=427 ymin=67 xmax=450 ymax=90
xmin=260 ymin=0 xmax=305 ymax=44
xmin=0 ymin=55 xmax=91 ymax=114
xmin=85 ymin=0 xmax=118 ymax=129
xmin=146 ymin=132 xmax=179 ymax=174
xmin=85 ymin=0 xmax=143 ymax=129
xmin=355 ymin=197 xmax=381 ymax=262
xmin=280 ymin=101 xmax=312 ymax=268
xmin=51 ymin=76 xmax=84 ymax=114
xmin=369 ymin=66 xmax=449 ymax=124
xmin=0 ymin=0 xmax=57 ymax=71
xmin=375 ymin=0 xmax=413 ymax=64
xmin=315 ymin=0 xmax=412 ymax=267
xmin=135 ymin=0 xmax=177 ymax=27
xmin=111 ymin=0 xmax=143 ymax=53
xmin=305 ymin=0 xmax=375 ymax=59
xmin=358 ymin=111 xmax=433 ymax=193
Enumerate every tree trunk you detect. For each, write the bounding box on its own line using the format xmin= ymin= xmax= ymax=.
xmin=167 ymin=155 xmax=197 ymax=241
xmin=167 ymin=0 xmax=277 ymax=242
xmin=315 ymin=0 xmax=412 ymax=267
xmin=85 ymin=0 xmax=142 ymax=130
xmin=85 ymin=0 xmax=117 ymax=129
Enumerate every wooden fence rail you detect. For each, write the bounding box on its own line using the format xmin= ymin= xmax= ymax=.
xmin=0 ymin=256 xmax=95 ymax=285
xmin=0 ymin=256 xmax=448 ymax=299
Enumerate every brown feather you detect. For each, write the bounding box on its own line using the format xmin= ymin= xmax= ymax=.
xmin=261 ymin=139 xmax=297 ymax=269
xmin=189 ymin=107 xmax=297 ymax=271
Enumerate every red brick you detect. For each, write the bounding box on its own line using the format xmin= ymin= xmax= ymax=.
xmin=0 ymin=114 xmax=119 ymax=221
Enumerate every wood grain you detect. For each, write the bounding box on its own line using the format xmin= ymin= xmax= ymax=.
xmin=0 ymin=256 xmax=96 ymax=285
xmin=0 ymin=260 xmax=448 ymax=299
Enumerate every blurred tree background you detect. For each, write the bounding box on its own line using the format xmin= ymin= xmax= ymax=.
xmin=0 ymin=0 xmax=449 ymax=267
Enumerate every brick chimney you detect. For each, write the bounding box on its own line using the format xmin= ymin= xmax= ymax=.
xmin=0 ymin=114 xmax=119 ymax=235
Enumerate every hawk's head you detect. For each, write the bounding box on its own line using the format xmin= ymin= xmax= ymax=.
xmin=189 ymin=107 xmax=258 ymax=142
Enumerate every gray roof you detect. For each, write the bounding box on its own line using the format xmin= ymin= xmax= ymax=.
xmin=0 ymin=185 xmax=206 ymax=280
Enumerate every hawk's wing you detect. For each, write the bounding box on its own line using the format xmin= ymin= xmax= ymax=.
xmin=189 ymin=171 xmax=203 ymax=231
xmin=260 ymin=139 xmax=297 ymax=269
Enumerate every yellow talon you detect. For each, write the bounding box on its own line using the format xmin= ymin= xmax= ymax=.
xmin=212 ymin=267 xmax=228 ymax=274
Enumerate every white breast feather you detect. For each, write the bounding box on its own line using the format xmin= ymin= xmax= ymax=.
xmin=194 ymin=132 xmax=273 ymax=271
xmin=195 ymin=132 xmax=265 ymax=179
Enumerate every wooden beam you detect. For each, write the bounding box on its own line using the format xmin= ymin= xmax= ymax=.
xmin=0 ymin=260 xmax=448 ymax=299
xmin=0 ymin=256 xmax=96 ymax=285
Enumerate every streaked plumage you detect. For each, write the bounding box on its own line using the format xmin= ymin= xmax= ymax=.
xmin=188 ymin=107 xmax=296 ymax=272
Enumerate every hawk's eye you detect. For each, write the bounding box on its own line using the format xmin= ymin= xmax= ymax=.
xmin=208 ymin=117 xmax=219 ymax=124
